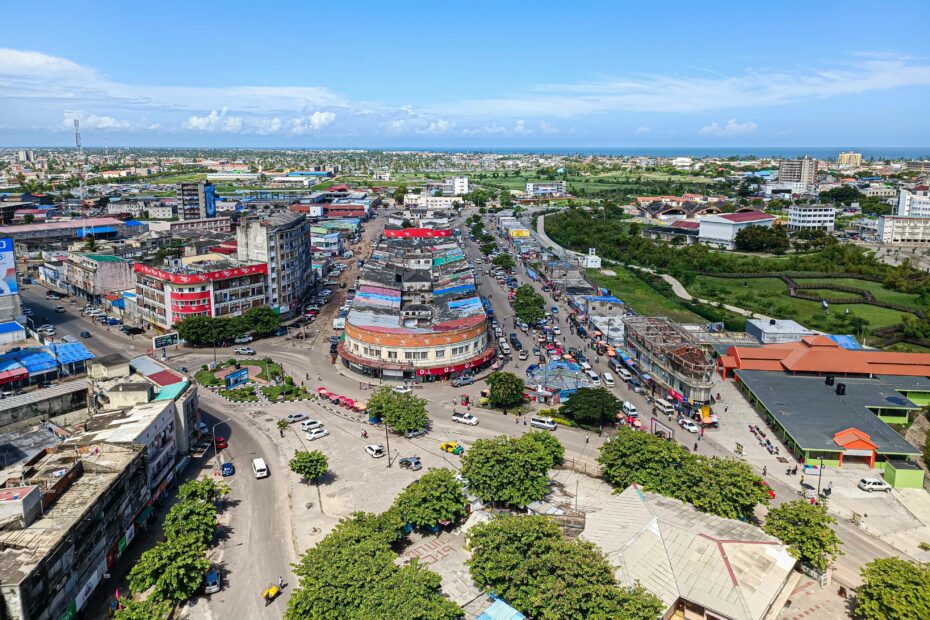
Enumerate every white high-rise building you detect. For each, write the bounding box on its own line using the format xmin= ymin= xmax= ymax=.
xmin=451 ymin=176 xmax=469 ymax=195
xmin=897 ymin=189 xmax=930 ymax=217
xmin=777 ymin=157 xmax=817 ymax=190
xmin=787 ymin=205 xmax=836 ymax=231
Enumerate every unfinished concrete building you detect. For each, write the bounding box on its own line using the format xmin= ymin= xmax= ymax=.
xmin=623 ymin=316 xmax=716 ymax=403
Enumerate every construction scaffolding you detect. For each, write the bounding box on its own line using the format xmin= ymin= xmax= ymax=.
xmin=623 ymin=316 xmax=715 ymax=401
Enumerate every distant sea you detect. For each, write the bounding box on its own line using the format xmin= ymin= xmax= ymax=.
xmin=373 ymin=147 xmax=930 ymax=160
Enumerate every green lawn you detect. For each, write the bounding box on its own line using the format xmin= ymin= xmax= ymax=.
xmin=239 ymin=359 xmax=283 ymax=381
xmin=689 ymin=276 xmax=918 ymax=332
xmin=587 ymin=268 xmax=703 ymax=323
xmin=886 ymin=342 xmax=930 ymax=354
xmin=799 ymin=278 xmax=924 ymax=309
xmin=799 ymin=288 xmax=867 ymax=302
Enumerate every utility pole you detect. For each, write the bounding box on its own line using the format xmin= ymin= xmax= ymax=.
xmin=384 ymin=422 xmax=392 ymax=468
xmin=74 ymin=119 xmax=87 ymax=238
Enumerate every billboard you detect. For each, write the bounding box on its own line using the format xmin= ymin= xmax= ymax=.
xmin=225 ymin=367 xmax=249 ymax=390
xmin=0 ymin=238 xmax=18 ymax=297
xmin=152 ymin=332 xmax=179 ymax=349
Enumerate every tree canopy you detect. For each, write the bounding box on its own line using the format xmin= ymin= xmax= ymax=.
xmin=461 ymin=434 xmax=561 ymax=507
xmin=176 ymin=477 xmax=229 ymax=504
xmin=175 ymin=306 xmax=281 ymax=346
xmin=467 ymin=515 xmax=664 ymax=620
xmin=597 ymin=428 xmax=769 ymax=520
xmin=244 ymin=306 xmax=283 ymax=337
xmin=286 ymin=513 xmax=460 ymax=620
xmin=366 ymin=386 xmax=430 ymax=433
xmin=763 ymin=500 xmax=842 ymax=571
xmin=162 ymin=498 xmax=218 ymax=547
xmin=559 ymin=387 xmax=620 ymax=427
xmin=114 ymin=599 xmax=173 ymax=620
xmin=128 ymin=535 xmax=211 ymax=603
xmin=492 ymin=253 xmax=516 ymax=270
xmin=734 ymin=224 xmax=789 ymax=254
xmin=855 ymin=558 xmax=930 ymax=620
xmin=513 ymin=284 xmax=545 ymax=325
xmin=392 ymin=468 xmax=467 ymax=530
xmin=485 ymin=371 xmax=525 ymax=408
xmin=289 ymin=450 xmax=329 ymax=484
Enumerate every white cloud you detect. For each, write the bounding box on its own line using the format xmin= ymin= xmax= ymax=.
xmin=416 ymin=119 xmax=454 ymax=135
xmin=699 ymin=118 xmax=758 ymax=136
xmin=183 ymin=107 xmax=244 ymax=133
xmin=290 ymin=111 xmax=336 ymax=135
xmin=63 ymin=112 xmax=131 ymax=130
xmin=635 ymin=125 xmax=650 ymax=134
xmin=539 ymin=121 xmax=559 ymax=134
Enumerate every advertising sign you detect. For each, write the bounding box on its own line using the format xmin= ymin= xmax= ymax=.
xmin=0 ymin=238 xmax=18 ymax=297
xmin=225 ymin=367 xmax=250 ymax=390
xmin=152 ymin=332 xmax=179 ymax=349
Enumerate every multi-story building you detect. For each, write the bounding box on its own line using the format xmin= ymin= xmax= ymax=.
xmin=787 ymin=204 xmax=836 ymax=231
xmin=134 ymin=259 xmax=268 ymax=331
xmin=177 ymin=181 xmax=217 ymax=220
xmin=236 ymin=212 xmax=313 ymax=316
xmin=0 ymin=443 xmax=147 ymax=620
xmin=904 ymin=161 xmax=930 ymax=173
xmin=697 ymin=212 xmax=776 ymax=249
xmin=168 ymin=216 xmax=232 ymax=233
xmin=777 ymin=157 xmax=817 ymax=190
xmin=878 ymin=216 xmax=930 ymax=246
xmin=862 ymin=184 xmax=897 ymax=199
xmin=62 ymin=253 xmax=135 ymax=303
xmin=623 ymin=316 xmax=715 ymax=403
xmin=339 ymin=228 xmax=494 ymax=381
xmin=896 ymin=189 xmax=930 ymax=217
xmin=402 ymin=194 xmax=459 ymax=209
xmin=525 ymin=181 xmax=567 ymax=197
xmin=837 ymin=151 xmax=863 ymax=167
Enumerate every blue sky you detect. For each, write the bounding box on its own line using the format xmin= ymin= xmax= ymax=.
xmin=2 ymin=0 xmax=929 ymax=147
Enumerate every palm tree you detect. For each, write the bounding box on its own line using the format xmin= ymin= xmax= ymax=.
xmin=276 ymin=418 xmax=289 ymax=438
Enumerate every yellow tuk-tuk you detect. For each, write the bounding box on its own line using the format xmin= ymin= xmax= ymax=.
xmin=262 ymin=584 xmax=281 ymax=605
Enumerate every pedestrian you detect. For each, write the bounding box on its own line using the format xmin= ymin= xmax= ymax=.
xmin=585 ymin=434 xmax=589 ymax=444
xmin=523 ymin=418 xmax=527 ymax=426
xmin=763 ymin=466 xmax=767 ymax=477
xmin=693 ymin=442 xmax=698 ymax=451
xmin=700 ymin=426 xmax=704 ymax=437
xmin=724 ymin=404 xmax=729 ymax=413
xmin=278 ymin=576 xmax=284 ymax=589
xmin=516 ymin=417 xmax=519 ymax=425
xmin=800 ymin=474 xmax=805 ymax=486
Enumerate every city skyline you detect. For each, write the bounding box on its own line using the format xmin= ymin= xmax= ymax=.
xmin=2 ymin=0 xmax=930 ymax=147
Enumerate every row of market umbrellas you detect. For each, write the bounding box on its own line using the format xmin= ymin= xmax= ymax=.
xmin=317 ymin=387 xmax=367 ymax=411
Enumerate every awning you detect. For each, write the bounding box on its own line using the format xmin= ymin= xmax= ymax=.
xmin=0 ymin=366 xmax=28 ymax=384
xmin=77 ymin=226 xmax=117 ymax=237
xmin=415 ymin=347 xmax=496 ymax=377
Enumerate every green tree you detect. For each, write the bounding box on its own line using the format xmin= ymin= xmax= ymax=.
xmin=286 ymin=513 xmax=460 ymax=620
xmin=499 ymin=191 xmax=514 ymax=208
xmin=176 ymin=316 xmax=244 ymax=347
xmin=392 ymin=468 xmax=467 ymax=530
xmin=924 ymin=428 xmax=930 ymax=466
xmin=480 ymin=241 xmax=497 ymax=256
xmin=819 ymin=185 xmax=862 ymax=205
xmin=128 ymin=536 xmax=211 ymax=603
xmin=597 ymin=427 xmax=689 ymax=492
xmin=289 ymin=450 xmax=329 ymax=485
xmin=763 ymin=500 xmax=843 ymax=571
xmin=492 ymin=253 xmax=516 ymax=270
xmin=22 ymin=213 xmax=34 ymax=224
xmin=485 ymin=371 xmax=525 ymax=408
xmin=277 ymin=418 xmax=289 ymax=437
xmin=176 ymin=477 xmax=229 ymax=504
xmin=513 ymin=284 xmax=545 ymax=325
xmin=467 ymin=515 xmax=664 ymax=620
xmin=366 ymin=386 xmax=430 ymax=433
xmin=393 ymin=184 xmax=408 ymax=203
xmin=114 ymin=599 xmax=173 ymax=620
xmin=244 ymin=305 xmax=282 ymax=337
xmin=162 ymin=499 xmax=217 ymax=546
xmin=559 ymin=387 xmax=620 ymax=427
xmin=674 ymin=455 xmax=771 ymax=520
xmin=84 ymin=235 xmax=98 ymax=252
xmin=856 ymin=557 xmax=930 ymax=620
xmin=734 ymin=224 xmax=789 ymax=253
xmin=461 ymin=434 xmax=559 ymax=507
xmin=520 ymin=430 xmax=565 ymax=466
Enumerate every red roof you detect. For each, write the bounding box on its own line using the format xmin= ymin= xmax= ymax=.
xmin=146 ymin=369 xmax=185 ymax=386
xmin=671 ymin=220 xmax=700 ymax=230
xmin=717 ymin=212 xmax=775 ymax=223
xmin=724 ymin=337 xmax=930 ymax=377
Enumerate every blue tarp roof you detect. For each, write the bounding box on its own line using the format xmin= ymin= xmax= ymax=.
xmin=829 ymin=334 xmax=863 ymax=350
xmin=125 ymin=220 xmax=143 ymax=226
xmin=154 ymin=380 xmax=190 ymax=401
xmin=47 ymin=342 xmax=96 ymax=365
xmin=585 ymin=295 xmax=624 ymax=304
xmin=77 ymin=226 xmax=116 ymax=237
xmin=0 ymin=321 xmax=25 ymax=334
xmin=1 ymin=349 xmax=57 ymax=373
xmin=477 ymin=598 xmax=526 ymax=620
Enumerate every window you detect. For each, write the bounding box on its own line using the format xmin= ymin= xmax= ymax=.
xmin=404 ymin=351 xmax=428 ymax=360
xmin=435 ymin=349 xmax=445 ymax=358
xmin=387 ymin=351 xmax=398 ymax=360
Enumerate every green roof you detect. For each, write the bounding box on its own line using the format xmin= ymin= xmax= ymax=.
xmin=153 ymin=380 xmax=190 ymax=401
xmin=83 ymin=253 xmax=128 ymax=262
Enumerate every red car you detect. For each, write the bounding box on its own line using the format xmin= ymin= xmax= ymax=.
xmin=214 ymin=436 xmax=228 ymax=450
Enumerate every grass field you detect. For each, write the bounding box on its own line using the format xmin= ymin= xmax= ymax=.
xmin=799 ymin=278 xmax=923 ymax=309
xmin=886 ymin=342 xmax=930 ymax=353
xmin=587 ymin=268 xmax=703 ymax=323
xmin=689 ymin=276 xmax=918 ymax=331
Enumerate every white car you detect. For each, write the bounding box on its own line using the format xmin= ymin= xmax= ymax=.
xmin=392 ymin=386 xmax=412 ymax=394
xmin=366 ymin=444 xmax=385 ymax=458
xmin=552 ymin=325 xmax=561 ymax=335
xmin=305 ymin=427 xmax=329 ymax=441
xmin=234 ymin=347 xmax=256 ymax=355
xmin=679 ymin=419 xmax=701 ymax=433
xmin=300 ymin=419 xmax=324 ymax=431
xmin=858 ymin=478 xmax=892 ymax=493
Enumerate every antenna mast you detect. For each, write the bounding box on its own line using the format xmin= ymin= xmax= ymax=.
xmin=74 ymin=119 xmax=87 ymax=237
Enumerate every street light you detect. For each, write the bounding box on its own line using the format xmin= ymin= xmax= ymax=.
xmin=212 ymin=417 xmax=231 ymax=469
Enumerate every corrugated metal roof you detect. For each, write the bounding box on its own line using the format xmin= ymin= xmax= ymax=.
xmin=476 ymin=598 xmax=526 ymax=620
xmin=0 ymin=321 xmax=25 ymax=335
xmin=154 ymin=380 xmax=190 ymax=401
xmin=47 ymin=342 xmax=95 ymax=365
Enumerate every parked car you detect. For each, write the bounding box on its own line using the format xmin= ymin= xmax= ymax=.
xmin=440 ymin=441 xmax=464 ymax=455
xmin=215 ymin=436 xmax=228 ymax=450
xmin=234 ymin=335 xmax=254 ymax=344
xmin=858 ymin=478 xmax=892 ymax=493
xmin=300 ymin=419 xmax=324 ymax=431
xmin=54 ymin=305 xmax=66 ymax=313
xmin=451 ymin=376 xmax=474 ymax=387
xmin=366 ymin=444 xmax=386 ymax=458
xmin=234 ymin=347 xmax=256 ymax=355
xmin=392 ymin=386 xmax=412 ymax=394
xmin=305 ymin=427 xmax=329 ymax=441
xmin=452 ymin=411 xmax=479 ymax=426
xmin=105 ymin=317 xmax=123 ymax=325
xmin=204 ymin=569 xmax=223 ymax=594
xmin=221 ymin=462 xmax=235 ymax=477
xmin=404 ymin=427 xmax=428 ymax=439
xmin=398 ymin=456 xmax=422 ymax=471
xmin=286 ymin=412 xmax=308 ymax=424
xmin=80 ymin=330 xmax=92 ymax=338
xmin=273 ymin=327 xmax=288 ymax=337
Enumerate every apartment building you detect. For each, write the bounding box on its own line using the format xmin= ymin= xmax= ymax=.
xmin=787 ymin=205 xmax=836 ymax=231
xmin=837 ymin=151 xmax=863 ymax=167
xmin=525 ymin=181 xmax=567 ymax=196
xmin=896 ymin=189 xmax=930 ymax=217
xmin=777 ymin=158 xmax=817 ymax=190
xmin=176 ymin=181 xmax=217 ymax=220
xmin=134 ymin=260 xmax=268 ymax=330
xmin=62 ymin=253 xmax=135 ymax=303
xmin=878 ymin=216 xmax=930 ymax=246
xmin=236 ymin=212 xmax=313 ymax=315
